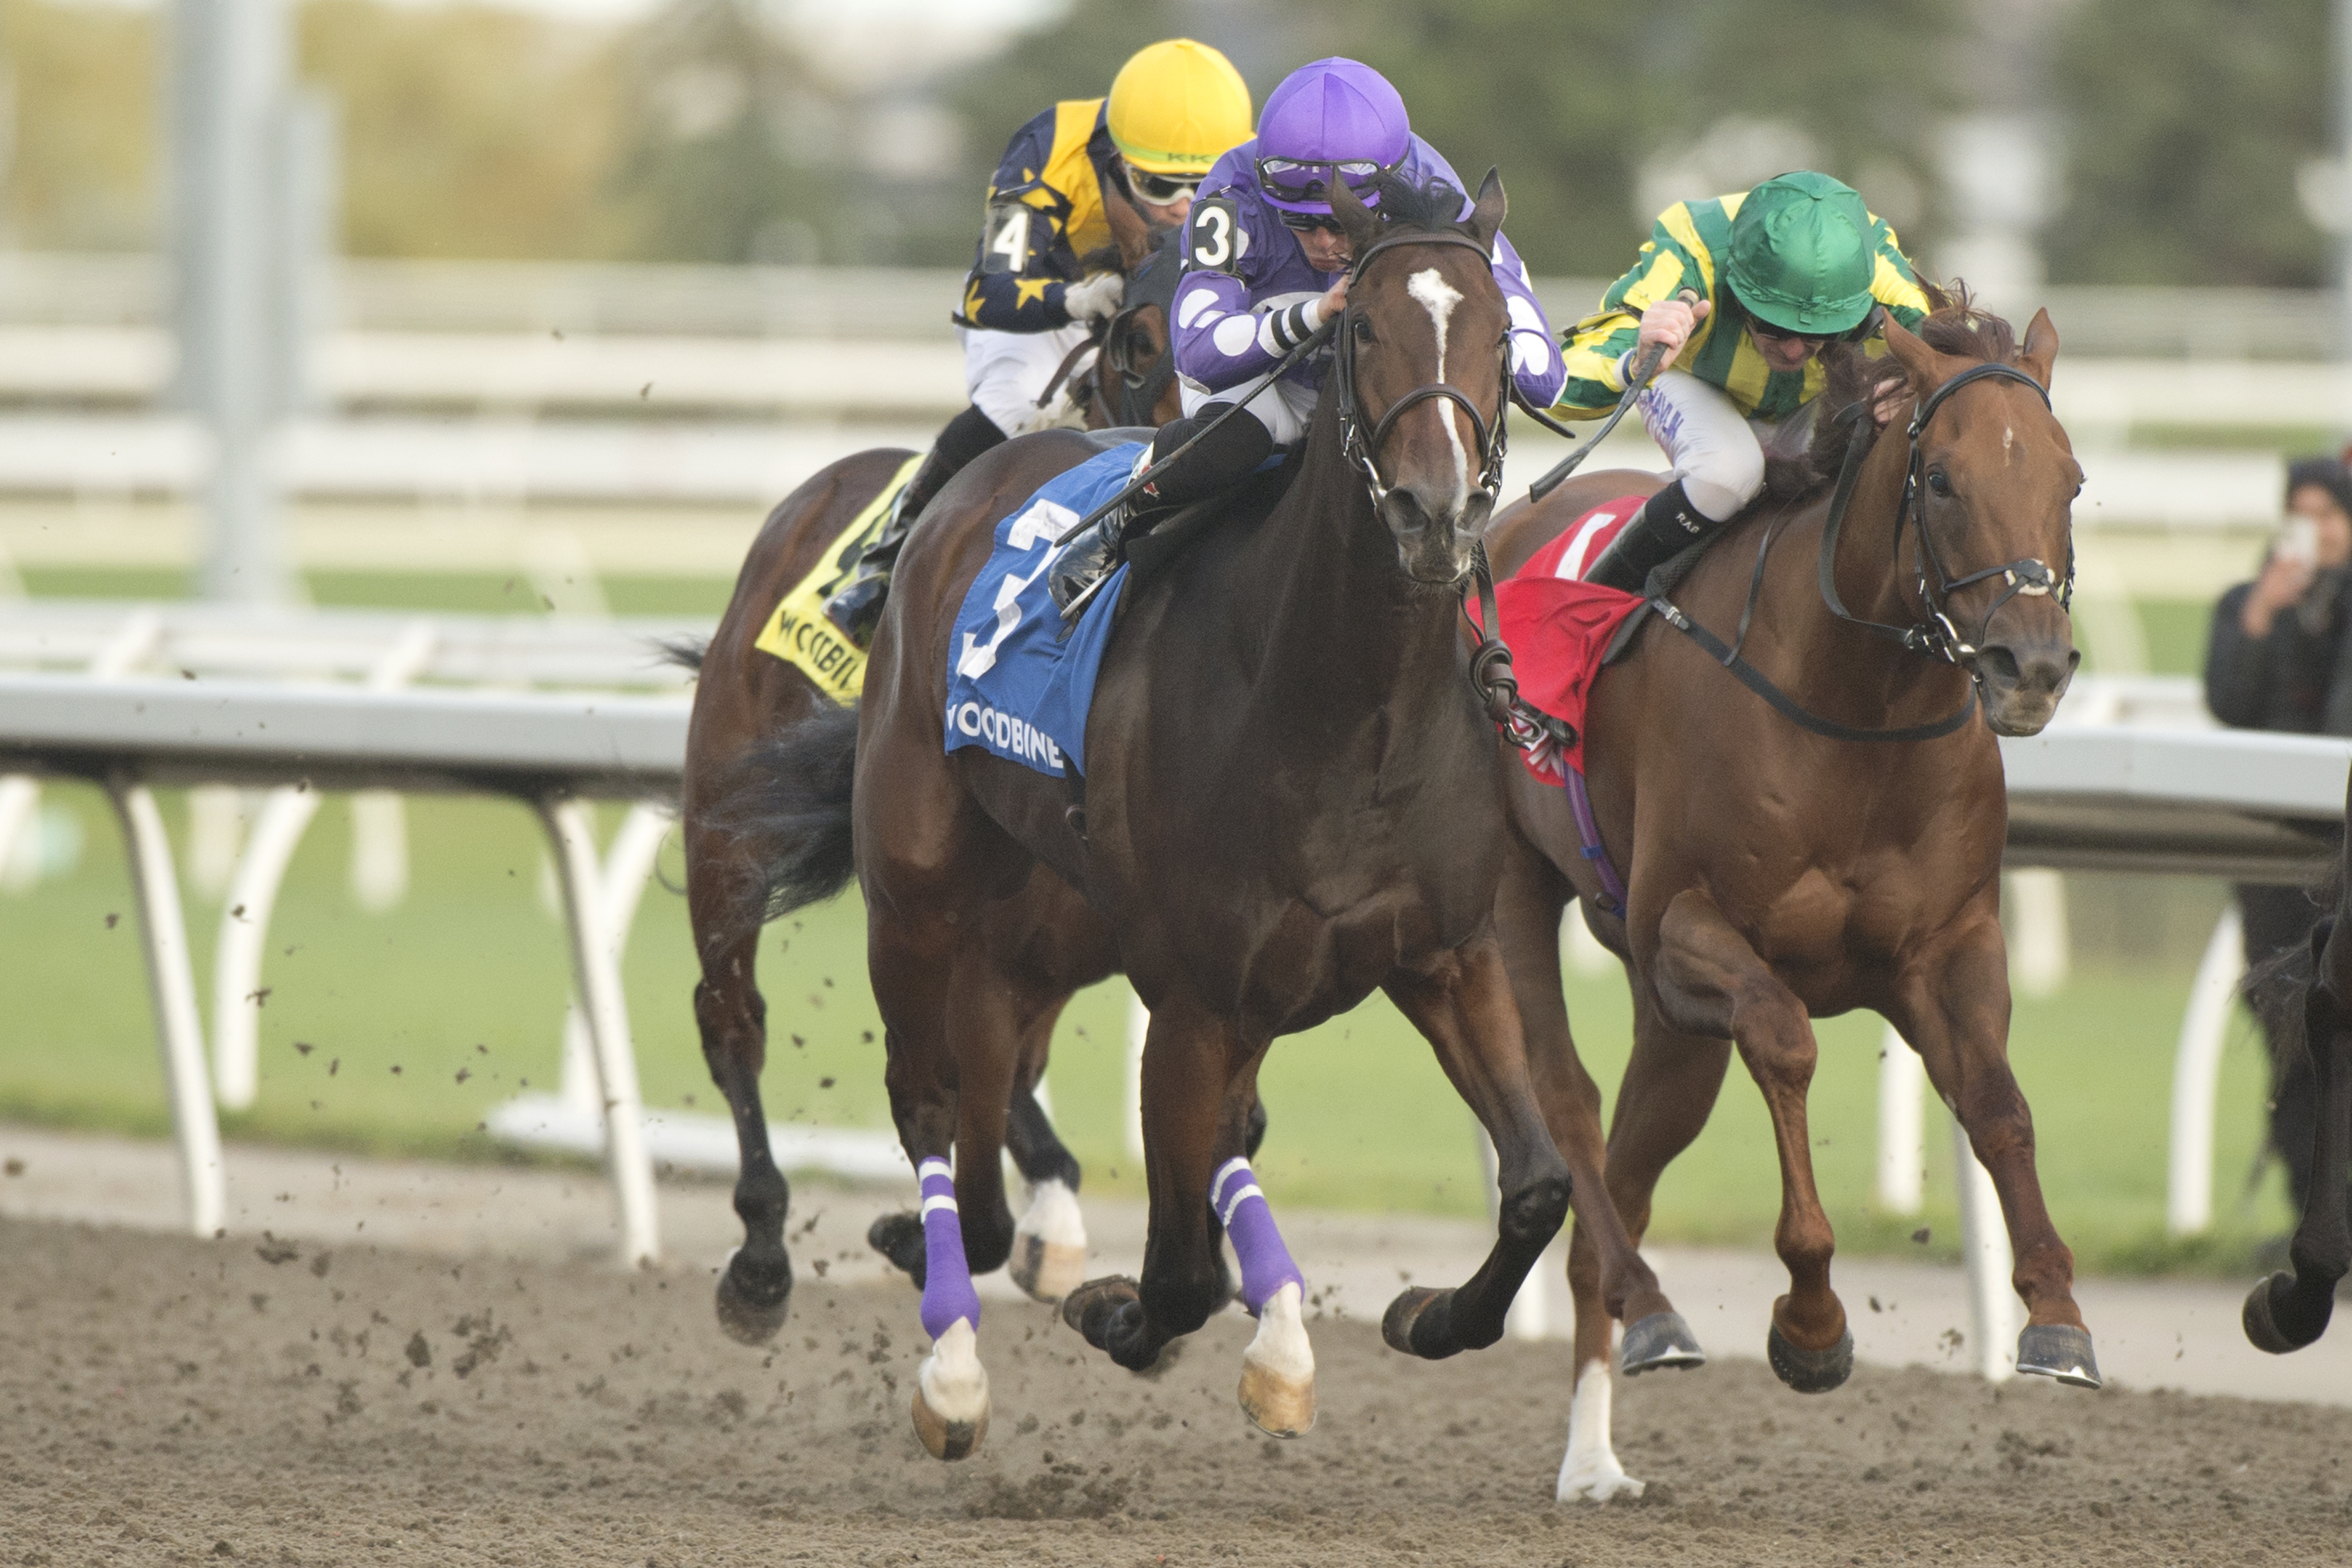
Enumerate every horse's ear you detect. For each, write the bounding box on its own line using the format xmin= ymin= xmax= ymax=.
xmin=1328 ymin=176 xmax=1382 ymax=255
xmin=1469 ymin=167 xmax=1506 ymax=252
xmin=1102 ymin=182 xmax=1154 ymax=271
xmin=2019 ymin=307 xmax=2059 ymax=389
xmin=1880 ymin=314 xmax=1951 ymax=395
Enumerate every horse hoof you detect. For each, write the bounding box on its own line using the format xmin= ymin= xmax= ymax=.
xmin=1765 ymin=1319 xmax=1854 ymax=1393
xmin=1620 ymin=1311 xmax=1706 ymax=1377
xmin=712 ymin=1248 xmax=791 ymax=1345
xmin=2016 ymin=1323 xmax=2103 ymax=1388
xmin=868 ymin=1211 xmax=927 ymax=1288
xmin=1061 ymin=1275 xmax=1141 ymax=1350
xmin=2243 ymin=1273 xmax=2330 ymax=1355
xmin=1008 ymin=1179 xmax=1088 ymax=1302
xmin=1237 ymin=1281 xmax=1315 ymax=1438
xmin=1381 ymin=1285 xmax=1461 ymax=1361
xmin=910 ymin=1318 xmax=989 ymax=1461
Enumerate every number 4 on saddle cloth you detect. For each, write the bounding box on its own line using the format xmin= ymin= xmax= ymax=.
xmin=1468 ymin=497 xmax=1651 ymax=787
xmin=753 ymin=453 xmax=925 ymax=700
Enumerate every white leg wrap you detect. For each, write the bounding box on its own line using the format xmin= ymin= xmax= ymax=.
xmin=1556 ymin=1357 xmax=1644 ymax=1502
xmin=1237 ymin=1280 xmax=1315 ymax=1438
xmin=1008 ymin=1177 xmax=1088 ymax=1301
xmin=911 ymin=1318 xmax=990 ymax=1461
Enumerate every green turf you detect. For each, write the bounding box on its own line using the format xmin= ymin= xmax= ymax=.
xmin=0 ymin=777 xmax=2292 ymax=1277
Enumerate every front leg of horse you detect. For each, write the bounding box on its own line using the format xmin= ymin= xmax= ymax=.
xmin=1379 ymin=938 xmax=1575 ymax=1361
xmin=1005 ymin=1005 xmax=1090 ymax=1303
xmin=693 ymin=952 xmax=794 ymax=1345
xmin=1654 ymin=890 xmax=1852 ymax=1392
xmin=1899 ymin=924 xmax=2099 ymax=1387
xmin=1064 ymin=1015 xmax=1314 ymax=1435
xmin=2246 ymin=963 xmax=2352 ymax=1353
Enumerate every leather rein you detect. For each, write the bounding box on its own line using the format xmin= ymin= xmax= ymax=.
xmin=1647 ymin=358 xmax=2068 ymax=745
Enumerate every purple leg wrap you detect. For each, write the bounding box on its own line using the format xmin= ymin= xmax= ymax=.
xmin=916 ymin=1156 xmax=981 ymax=1341
xmin=1211 ymin=1158 xmax=1305 ymax=1314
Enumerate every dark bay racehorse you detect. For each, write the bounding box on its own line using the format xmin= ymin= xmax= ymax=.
xmin=1485 ymin=293 xmax=2099 ymax=1500
xmin=760 ymin=172 xmax=1639 ymax=1462
xmin=2242 ymin=785 xmax=2352 ymax=1355
xmin=680 ymin=204 xmax=1184 ymax=1345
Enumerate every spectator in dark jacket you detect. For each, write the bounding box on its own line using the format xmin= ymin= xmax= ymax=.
xmin=2206 ymin=455 xmax=2352 ymax=1212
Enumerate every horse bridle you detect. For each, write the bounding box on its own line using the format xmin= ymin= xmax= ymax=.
xmin=1330 ymin=227 xmax=1512 ymax=508
xmin=1818 ymin=359 xmax=2074 ymax=668
xmin=1098 ymin=232 xmax=1184 ymax=427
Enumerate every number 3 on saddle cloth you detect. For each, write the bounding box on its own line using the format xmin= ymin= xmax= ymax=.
xmin=943 ymin=442 xmax=1145 ymax=777
xmin=1467 ymin=497 xmax=1650 ymax=908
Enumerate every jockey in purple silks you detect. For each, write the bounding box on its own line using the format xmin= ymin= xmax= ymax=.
xmin=1047 ymin=56 xmax=1567 ymax=612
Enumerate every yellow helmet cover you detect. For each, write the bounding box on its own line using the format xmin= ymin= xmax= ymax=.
xmin=1106 ymin=39 xmax=1252 ymax=176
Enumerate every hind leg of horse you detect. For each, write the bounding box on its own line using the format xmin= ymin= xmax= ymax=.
xmin=688 ymin=870 xmax=795 ymax=1344
xmin=1379 ymin=928 xmax=1576 ymax=1361
xmin=1003 ymin=996 xmax=1091 ymax=1301
xmin=1064 ymin=1000 xmax=1306 ymax=1430
xmin=1652 ymin=888 xmax=1850 ymax=1392
xmin=2248 ymin=949 xmax=2352 ymax=1352
xmin=1552 ymin=972 xmax=1734 ymax=1499
xmin=870 ymin=919 xmax=996 ymax=1460
xmin=1890 ymin=917 xmax=2097 ymax=1385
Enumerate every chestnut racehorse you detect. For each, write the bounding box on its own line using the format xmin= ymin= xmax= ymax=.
xmin=1485 ymin=290 xmax=2100 ymax=1501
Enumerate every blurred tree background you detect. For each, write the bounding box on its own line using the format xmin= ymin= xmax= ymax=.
xmin=0 ymin=0 xmax=2342 ymax=284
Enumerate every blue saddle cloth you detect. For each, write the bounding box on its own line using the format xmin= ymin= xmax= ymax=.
xmin=943 ymin=442 xmax=1142 ymax=778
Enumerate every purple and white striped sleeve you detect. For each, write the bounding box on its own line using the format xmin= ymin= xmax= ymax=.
xmin=1171 ymin=271 xmax=1331 ymax=395
xmin=1492 ymin=233 xmax=1565 ymax=410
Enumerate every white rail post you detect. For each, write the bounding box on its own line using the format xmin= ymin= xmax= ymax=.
xmin=1951 ymin=1107 xmax=2016 ymax=1382
xmin=3 ymin=610 xmax=165 ymax=889
xmin=1876 ymin=1021 xmax=1925 ymax=1214
xmin=2004 ymin=869 xmax=2070 ymax=1000
xmin=538 ymin=794 xmax=659 ymax=1266
xmin=108 ymin=776 xmax=225 ymax=1238
xmin=2168 ymin=906 xmax=2246 ymax=1236
xmin=1473 ymin=1118 xmax=1550 ymax=1341
xmin=1124 ymin=986 xmax=1149 ymax=1161
xmin=549 ymin=801 xmax=673 ymax=1122
xmin=214 ymin=620 xmax=436 ymax=1107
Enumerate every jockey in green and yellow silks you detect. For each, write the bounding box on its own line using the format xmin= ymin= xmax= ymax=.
xmin=1555 ymin=171 xmax=1932 ymax=593
xmin=822 ymin=39 xmax=1252 ymax=641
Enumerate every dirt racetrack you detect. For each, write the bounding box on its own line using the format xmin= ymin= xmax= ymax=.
xmin=6 ymin=1215 xmax=2352 ymax=1567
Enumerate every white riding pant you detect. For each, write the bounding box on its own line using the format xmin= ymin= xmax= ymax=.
xmin=1635 ymin=368 xmax=1817 ymax=523
xmin=1177 ymin=370 xmax=1321 ymax=446
xmin=962 ymin=322 xmax=1096 ymax=438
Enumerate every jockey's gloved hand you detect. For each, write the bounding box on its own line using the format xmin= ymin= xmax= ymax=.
xmin=1064 ymin=272 xmax=1126 ymax=326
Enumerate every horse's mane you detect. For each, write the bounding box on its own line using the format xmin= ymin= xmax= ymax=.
xmin=1075 ymin=240 xmax=1124 ymax=278
xmin=1768 ymin=280 xmax=2019 ymax=502
xmin=1364 ymin=172 xmax=1478 ymax=237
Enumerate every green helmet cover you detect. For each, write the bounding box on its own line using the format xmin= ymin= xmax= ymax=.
xmin=1725 ymin=171 xmax=1876 ymax=335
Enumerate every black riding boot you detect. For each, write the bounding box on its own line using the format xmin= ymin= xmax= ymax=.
xmin=823 ymin=404 xmax=1006 ymax=640
xmin=1046 ymin=401 xmax=1274 ymax=615
xmin=1582 ymin=478 xmax=1721 ymax=594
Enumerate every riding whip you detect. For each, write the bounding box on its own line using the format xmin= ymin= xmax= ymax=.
xmin=1526 ymin=288 xmax=1701 ymax=503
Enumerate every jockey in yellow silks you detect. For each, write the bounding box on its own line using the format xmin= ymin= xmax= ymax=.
xmin=822 ymin=39 xmax=1252 ymax=638
xmin=1552 ymin=170 xmax=1931 ymax=593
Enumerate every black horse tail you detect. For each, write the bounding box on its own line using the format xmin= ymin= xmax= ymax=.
xmin=718 ymin=703 xmax=863 ymax=919
xmin=654 ymin=634 xmax=708 ymax=674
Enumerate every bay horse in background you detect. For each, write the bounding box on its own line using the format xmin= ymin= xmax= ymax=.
xmin=2242 ymin=774 xmax=2352 ymax=1355
xmin=1484 ymin=287 xmax=2100 ymax=1501
xmin=757 ymin=172 xmax=1643 ymax=1462
xmin=678 ymin=195 xmax=1186 ymax=1346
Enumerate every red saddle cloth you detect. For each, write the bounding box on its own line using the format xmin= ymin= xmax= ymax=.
xmin=1474 ymin=497 xmax=1650 ymax=785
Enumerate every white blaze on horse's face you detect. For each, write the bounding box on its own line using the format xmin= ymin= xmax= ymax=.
xmin=1406 ymin=267 xmax=1471 ymax=512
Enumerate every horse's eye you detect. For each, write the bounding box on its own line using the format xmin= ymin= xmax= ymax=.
xmin=1352 ymin=317 xmax=1375 ymax=345
xmin=1927 ymin=470 xmax=1953 ymax=498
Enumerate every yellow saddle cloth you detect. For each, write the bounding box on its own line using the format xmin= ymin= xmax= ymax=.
xmin=753 ymin=453 xmax=923 ymax=702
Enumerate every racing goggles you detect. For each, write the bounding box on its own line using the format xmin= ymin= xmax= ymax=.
xmin=1126 ymin=166 xmax=1203 ymax=205
xmin=1254 ymin=155 xmax=1397 ymax=208
xmin=1277 ymin=211 xmax=1346 ymax=235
